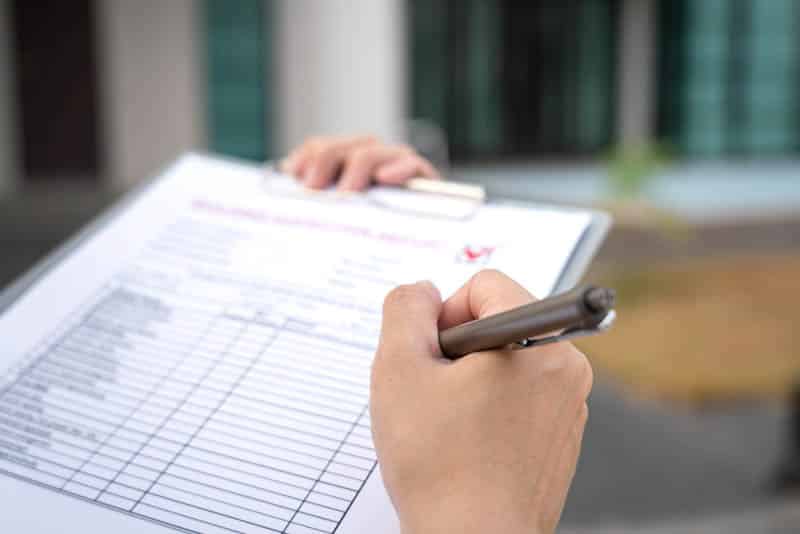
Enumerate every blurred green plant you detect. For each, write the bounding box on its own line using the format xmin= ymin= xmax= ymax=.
xmin=600 ymin=141 xmax=690 ymax=240
xmin=606 ymin=142 xmax=671 ymax=198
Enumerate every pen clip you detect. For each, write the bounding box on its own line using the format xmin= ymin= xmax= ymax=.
xmin=513 ymin=310 xmax=617 ymax=349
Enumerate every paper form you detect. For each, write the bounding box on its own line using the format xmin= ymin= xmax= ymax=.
xmin=0 ymin=154 xmax=592 ymax=534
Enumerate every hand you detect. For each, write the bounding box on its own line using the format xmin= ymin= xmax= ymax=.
xmin=371 ymin=270 xmax=593 ymax=534
xmin=279 ymin=135 xmax=441 ymax=191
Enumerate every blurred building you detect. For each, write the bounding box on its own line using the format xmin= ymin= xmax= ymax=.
xmin=0 ymin=0 xmax=405 ymax=191
xmin=410 ymin=0 xmax=800 ymax=160
xmin=0 ymin=0 xmax=798 ymax=194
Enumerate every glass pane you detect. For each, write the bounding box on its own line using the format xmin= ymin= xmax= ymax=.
xmin=205 ymin=0 xmax=270 ymax=161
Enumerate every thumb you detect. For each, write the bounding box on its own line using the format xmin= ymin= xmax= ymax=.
xmin=376 ymin=281 xmax=443 ymax=371
xmin=439 ymin=269 xmax=534 ymax=329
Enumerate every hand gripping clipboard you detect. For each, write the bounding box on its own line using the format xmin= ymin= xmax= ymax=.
xmin=0 ymin=153 xmax=611 ymax=313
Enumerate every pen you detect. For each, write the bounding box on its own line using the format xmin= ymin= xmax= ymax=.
xmin=439 ymin=285 xmax=616 ymax=359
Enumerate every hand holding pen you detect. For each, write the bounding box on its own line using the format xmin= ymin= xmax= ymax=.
xmin=371 ymin=270 xmax=603 ymax=534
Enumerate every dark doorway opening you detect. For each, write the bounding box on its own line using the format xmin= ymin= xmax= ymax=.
xmin=11 ymin=0 xmax=101 ymax=182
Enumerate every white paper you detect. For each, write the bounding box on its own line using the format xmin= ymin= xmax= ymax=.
xmin=0 ymin=154 xmax=591 ymax=533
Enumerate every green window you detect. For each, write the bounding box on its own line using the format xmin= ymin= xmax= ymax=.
xmin=408 ymin=0 xmax=618 ymax=161
xmin=659 ymin=0 xmax=800 ymax=156
xmin=204 ymin=0 xmax=273 ymax=161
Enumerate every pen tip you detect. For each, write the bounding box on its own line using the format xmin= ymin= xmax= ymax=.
xmin=585 ymin=287 xmax=616 ymax=313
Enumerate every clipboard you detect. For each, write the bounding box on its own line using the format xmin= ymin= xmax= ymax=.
xmin=0 ymin=152 xmax=612 ymax=534
xmin=0 ymin=153 xmax=611 ymax=313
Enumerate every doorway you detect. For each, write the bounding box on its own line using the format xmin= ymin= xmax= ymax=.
xmin=11 ymin=0 xmax=101 ymax=182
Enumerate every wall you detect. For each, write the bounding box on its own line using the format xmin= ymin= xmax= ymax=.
xmin=618 ymin=0 xmax=657 ymax=144
xmin=276 ymin=0 xmax=407 ymax=152
xmin=0 ymin=0 xmax=18 ymax=195
xmin=96 ymin=0 xmax=206 ymax=189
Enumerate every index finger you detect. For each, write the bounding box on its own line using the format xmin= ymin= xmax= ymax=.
xmin=438 ymin=269 xmax=535 ymax=330
xmin=376 ymin=281 xmax=443 ymax=370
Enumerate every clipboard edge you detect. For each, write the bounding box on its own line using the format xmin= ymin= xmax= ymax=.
xmin=0 ymin=153 xmax=612 ymax=312
xmin=486 ymin=197 xmax=612 ymax=295
xmin=551 ymin=210 xmax=612 ymax=294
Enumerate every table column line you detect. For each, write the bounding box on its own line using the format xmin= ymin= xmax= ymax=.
xmin=284 ymin=403 xmax=369 ymax=533
xmin=0 ymin=286 xmax=114 ymax=490
xmin=130 ymin=319 xmax=282 ymax=511
xmin=0 ymin=285 xmax=112 ymax=400
xmin=63 ymin=296 xmax=219 ymax=493
xmin=93 ymin=314 xmax=243 ymax=501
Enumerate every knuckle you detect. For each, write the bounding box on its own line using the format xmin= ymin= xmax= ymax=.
xmin=539 ymin=347 xmax=592 ymax=390
xmin=565 ymin=349 xmax=594 ymax=399
xmin=471 ymin=268 xmax=507 ymax=286
xmin=317 ymin=144 xmax=341 ymax=161
xmin=359 ymin=135 xmax=380 ymax=145
xmin=348 ymin=146 xmax=375 ymax=167
xmin=383 ymin=284 xmax=420 ymax=311
xmin=393 ymin=143 xmax=416 ymax=155
xmin=562 ymin=348 xmax=586 ymax=374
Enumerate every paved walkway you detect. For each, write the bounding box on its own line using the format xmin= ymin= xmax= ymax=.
xmin=562 ymin=499 xmax=800 ymax=533
xmin=560 ymin=379 xmax=789 ymax=528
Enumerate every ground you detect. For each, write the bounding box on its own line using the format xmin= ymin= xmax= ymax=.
xmin=579 ymin=253 xmax=800 ymax=403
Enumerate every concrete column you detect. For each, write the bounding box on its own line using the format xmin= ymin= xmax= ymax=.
xmin=617 ymin=0 xmax=657 ymax=145
xmin=275 ymin=0 xmax=407 ymax=152
xmin=0 ymin=0 xmax=18 ymax=195
xmin=96 ymin=0 xmax=206 ymax=189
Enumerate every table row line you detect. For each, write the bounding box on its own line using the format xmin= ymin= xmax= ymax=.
xmin=19 ymin=366 xmax=370 ymax=421
xmin=24 ymin=349 xmax=371 ymax=415
xmin=2 ymin=388 xmax=375 ymax=458
xmin=0 ymin=414 xmax=374 ymax=485
xmin=67 ymin=325 xmax=375 ymax=374
xmin=1 ymin=457 xmax=345 ymax=534
xmin=71 ymin=314 xmax=375 ymax=363
xmin=35 ymin=347 xmax=372 ymax=398
xmin=41 ymin=343 xmax=372 ymax=396
xmin=4 ymin=383 xmax=374 ymax=447
xmin=0 ymin=412 xmax=373 ymax=482
xmin=0 ymin=442 xmax=367 ymax=507
xmin=0 ymin=426 xmax=371 ymax=493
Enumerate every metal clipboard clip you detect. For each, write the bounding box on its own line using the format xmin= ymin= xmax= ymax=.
xmin=367 ymin=178 xmax=485 ymax=220
xmin=513 ymin=309 xmax=617 ymax=349
xmin=263 ymin=164 xmax=486 ymax=221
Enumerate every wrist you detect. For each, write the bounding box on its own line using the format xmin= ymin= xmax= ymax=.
xmin=401 ymin=513 xmax=541 ymax=534
xmin=396 ymin=486 xmax=543 ymax=534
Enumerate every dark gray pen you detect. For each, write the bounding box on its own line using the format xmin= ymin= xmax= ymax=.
xmin=439 ymin=285 xmax=616 ymax=359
